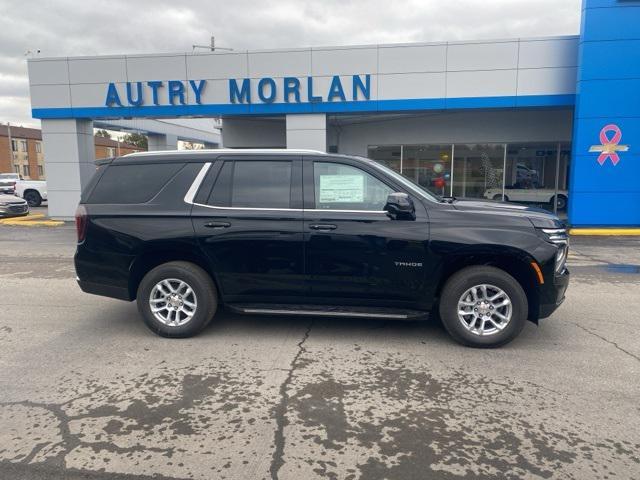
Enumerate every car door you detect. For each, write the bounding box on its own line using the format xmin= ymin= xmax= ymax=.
xmin=191 ymin=155 xmax=306 ymax=301
xmin=303 ymin=156 xmax=430 ymax=305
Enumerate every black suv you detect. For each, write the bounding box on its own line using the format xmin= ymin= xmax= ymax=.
xmin=75 ymin=149 xmax=569 ymax=347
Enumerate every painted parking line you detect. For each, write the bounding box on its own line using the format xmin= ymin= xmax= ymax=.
xmin=0 ymin=213 xmax=64 ymax=227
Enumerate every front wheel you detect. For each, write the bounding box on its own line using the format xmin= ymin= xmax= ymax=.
xmin=137 ymin=261 xmax=217 ymax=338
xmin=439 ymin=266 xmax=528 ymax=348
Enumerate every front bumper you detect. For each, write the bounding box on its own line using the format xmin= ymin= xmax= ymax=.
xmin=538 ymin=269 xmax=570 ymax=319
xmin=0 ymin=203 xmax=29 ymax=217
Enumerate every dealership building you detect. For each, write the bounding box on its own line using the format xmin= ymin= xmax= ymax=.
xmin=27 ymin=0 xmax=639 ymax=225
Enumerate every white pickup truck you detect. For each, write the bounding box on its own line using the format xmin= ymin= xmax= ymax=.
xmin=15 ymin=179 xmax=47 ymax=207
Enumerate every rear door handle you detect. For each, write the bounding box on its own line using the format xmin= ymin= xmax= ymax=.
xmin=204 ymin=221 xmax=231 ymax=229
xmin=309 ymin=223 xmax=337 ymax=231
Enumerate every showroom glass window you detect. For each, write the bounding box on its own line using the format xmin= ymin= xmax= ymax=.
xmin=402 ymin=144 xmax=453 ymax=197
xmin=451 ymin=144 xmax=505 ymax=199
xmin=504 ymin=143 xmax=570 ymax=215
xmin=367 ymin=145 xmax=401 ymax=173
xmin=368 ymin=142 xmax=570 ymax=216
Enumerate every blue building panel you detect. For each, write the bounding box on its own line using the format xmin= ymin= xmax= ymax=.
xmin=570 ymin=191 xmax=640 ymax=225
xmin=576 ymin=78 xmax=640 ymax=118
xmin=570 ymin=0 xmax=640 ymax=226
xmin=580 ymin=4 xmax=640 ymax=42
xmin=579 ymin=40 xmax=640 ymax=80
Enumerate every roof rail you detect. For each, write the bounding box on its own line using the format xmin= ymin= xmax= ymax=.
xmin=123 ymin=148 xmax=328 ymax=158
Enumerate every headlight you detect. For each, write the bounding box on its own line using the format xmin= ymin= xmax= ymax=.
xmin=541 ymin=228 xmax=569 ymax=273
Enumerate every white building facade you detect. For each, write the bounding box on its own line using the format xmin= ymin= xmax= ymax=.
xmin=26 ymin=1 xmax=640 ymax=225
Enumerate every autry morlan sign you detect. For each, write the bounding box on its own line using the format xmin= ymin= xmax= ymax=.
xmin=104 ymin=75 xmax=371 ymax=107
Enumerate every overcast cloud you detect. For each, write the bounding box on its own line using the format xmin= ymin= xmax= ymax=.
xmin=0 ymin=0 xmax=580 ymax=127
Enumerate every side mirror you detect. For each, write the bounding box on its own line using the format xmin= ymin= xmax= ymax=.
xmin=384 ymin=192 xmax=415 ymax=220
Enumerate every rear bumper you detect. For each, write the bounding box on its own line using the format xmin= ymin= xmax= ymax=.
xmin=77 ymin=278 xmax=132 ymax=301
xmin=75 ymin=246 xmax=135 ymax=301
xmin=538 ymin=269 xmax=570 ymax=319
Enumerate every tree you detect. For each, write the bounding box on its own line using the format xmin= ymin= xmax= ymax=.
xmin=181 ymin=142 xmax=204 ymax=150
xmin=94 ymin=129 xmax=111 ymax=139
xmin=122 ymin=132 xmax=148 ymax=150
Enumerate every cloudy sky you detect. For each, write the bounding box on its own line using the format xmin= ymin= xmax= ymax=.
xmin=1 ymin=0 xmax=581 ymax=127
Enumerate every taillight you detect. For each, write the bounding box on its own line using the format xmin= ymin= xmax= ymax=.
xmin=75 ymin=205 xmax=88 ymax=243
xmin=10 ymin=181 xmax=15 ymax=194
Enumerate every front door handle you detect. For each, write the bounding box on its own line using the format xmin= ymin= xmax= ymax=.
xmin=204 ymin=221 xmax=231 ymax=229
xmin=309 ymin=223 xmax=337 ymax=231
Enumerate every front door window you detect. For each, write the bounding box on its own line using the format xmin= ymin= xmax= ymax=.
xmin=313 ymin=162 xmax=392 ymax=211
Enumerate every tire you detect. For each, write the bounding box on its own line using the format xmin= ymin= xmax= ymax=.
xmin=439 ymin=266 xmax=528 ymax=348
xmin=136 ymin=261 xmax=217 ymax=338
xmin=552 ymin=194 xmax=567 ymax=211
xmin=492 ymin=194 xmax=503 ymax=201
xmin=24 ymin=190 xmax=42 ymax=207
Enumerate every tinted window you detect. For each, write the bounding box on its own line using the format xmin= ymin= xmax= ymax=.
xmin=207 ymin=161 xmax=233 ymax=206
xmin=208 ymin=161 xmax=292 ymax=209
xmin=88 ymin=163 xmax=184 ymax=204
xmin=314 ymin=162 xmax=393 ymax=211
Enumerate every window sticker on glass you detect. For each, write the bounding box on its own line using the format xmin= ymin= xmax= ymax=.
xmin=319 ymin=175 xmax=364 ymax=203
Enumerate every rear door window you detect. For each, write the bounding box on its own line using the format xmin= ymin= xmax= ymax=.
xmin=88 ymin=163 xmax=184 ymax=204
xmin=207 ymin=161 xmax=293 ymax=209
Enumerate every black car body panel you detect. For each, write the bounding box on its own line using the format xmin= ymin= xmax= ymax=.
xmin=74 ymin=150 xmax=569 ymax=324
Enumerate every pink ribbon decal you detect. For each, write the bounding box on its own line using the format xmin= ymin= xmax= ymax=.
xmin=589 ymin=124 xmax=629 ymax=166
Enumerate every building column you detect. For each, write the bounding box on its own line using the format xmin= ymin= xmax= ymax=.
xmin=286 ymin=114 xmax=326 ymax=152
xmin=41 ymin=119 xmax=95 ymax=220
xmin=147 ymin=133 xmax=178 ymax=151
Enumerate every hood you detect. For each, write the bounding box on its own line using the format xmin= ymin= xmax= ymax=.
xmin=450 ymin=198 xmax=566 ymax=229
xmin=0 ymin=194 xmax=26 ymax=203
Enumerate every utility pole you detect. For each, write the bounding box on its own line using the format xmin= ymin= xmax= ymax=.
xmin=6 ymin=122 xmax=14 ymax=173
xmin=192 ymin=36 xmax=233 ymax=52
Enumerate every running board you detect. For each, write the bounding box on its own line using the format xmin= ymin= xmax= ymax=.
xmin=226 ymin=303 xmax=429 ymax=320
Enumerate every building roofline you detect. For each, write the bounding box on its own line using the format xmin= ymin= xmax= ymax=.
xmin=28 ymin=35 xmax=580 ymax=63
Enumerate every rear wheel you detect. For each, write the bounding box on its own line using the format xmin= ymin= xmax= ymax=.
xmin=137 ymin=261 xmax=217 ymax=338
xmin=439 ymin=266 xmax=528 ymax=348
xmin=24 ymin=190 xmax=42 ymax=207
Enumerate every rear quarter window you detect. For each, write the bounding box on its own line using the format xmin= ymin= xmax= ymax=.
xmin=87 ymin=163 xmax=185 ymax=204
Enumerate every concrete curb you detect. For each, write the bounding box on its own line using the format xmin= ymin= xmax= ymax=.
xmin=570 ymin=228 xmax=640 ymax=236
xmin=0 ymin=213 xmax=65 ymax=227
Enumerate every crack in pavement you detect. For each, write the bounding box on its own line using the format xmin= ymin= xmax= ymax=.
xmin=269 ymin=320 xmax=313 ymax=480
xmin=570 ymin=321 xmax=640 ymax=362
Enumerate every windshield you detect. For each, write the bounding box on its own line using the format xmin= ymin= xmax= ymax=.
xmin=0 ymin=173 xmax=18 ymax=180
xmin=355 ymin=156 xmax=442 ymax=202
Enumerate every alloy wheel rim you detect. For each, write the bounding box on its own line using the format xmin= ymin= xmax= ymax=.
xmin=149 ymin=278 xmax=197 ymax=326
xmin=457 ymin=284 xmax=512 ymax=336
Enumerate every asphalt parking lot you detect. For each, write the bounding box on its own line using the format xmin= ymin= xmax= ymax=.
xmin=0 ymin=220 xmax=638 ymax=480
